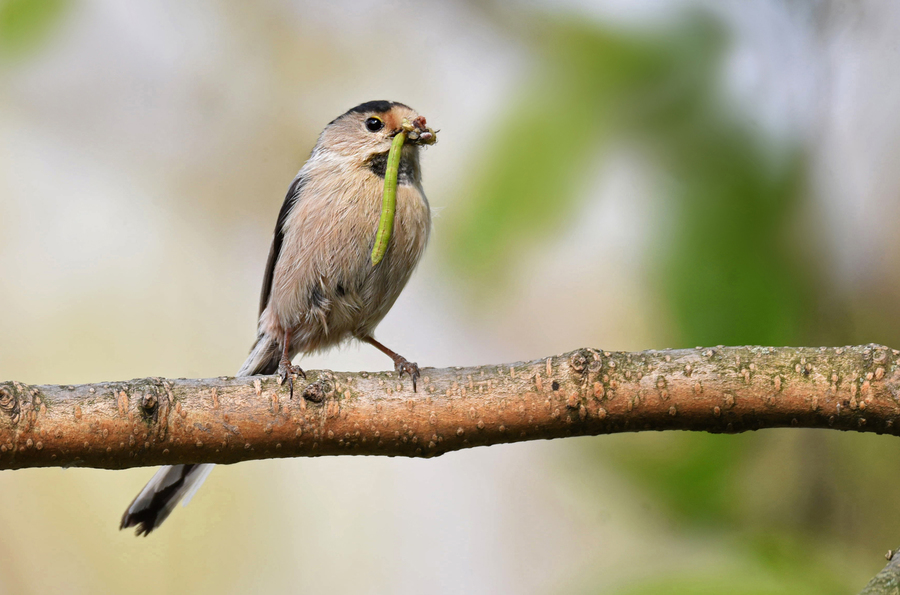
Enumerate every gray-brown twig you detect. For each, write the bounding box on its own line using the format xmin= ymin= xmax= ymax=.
xmin=1 ymin=344 xmax=899 ymax=470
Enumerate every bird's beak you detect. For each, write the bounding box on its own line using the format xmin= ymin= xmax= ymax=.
xmin=403 ymin=116 xmax=437 ymax=145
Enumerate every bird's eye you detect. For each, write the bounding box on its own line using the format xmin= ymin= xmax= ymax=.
xmin=365 ymin=117 xmax=384 ymax=132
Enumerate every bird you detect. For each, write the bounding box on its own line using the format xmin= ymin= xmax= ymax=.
xmin=120 ymin=100 xmax=437 ymax=535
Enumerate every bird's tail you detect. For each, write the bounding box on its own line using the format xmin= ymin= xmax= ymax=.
xmin=120 ymin=333 xmax=281 ymax=535
xmin=119 ymin=463 xmax=215 ymax=536
xmin=236 ymin=333 xmax=281 ymax=376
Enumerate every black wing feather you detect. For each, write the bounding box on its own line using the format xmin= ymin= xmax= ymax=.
xmin=259 ymin=175 xmax=307 ymax=315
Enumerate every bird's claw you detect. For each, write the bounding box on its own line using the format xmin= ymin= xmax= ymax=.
xmin=278 ymin=358 xmax=306 ymax=399
xmin=394 ymin=358 xmax=420 ymax=392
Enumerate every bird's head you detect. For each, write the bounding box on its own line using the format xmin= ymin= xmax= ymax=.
xmin=316 ymin=100 xmax=437 ymax=167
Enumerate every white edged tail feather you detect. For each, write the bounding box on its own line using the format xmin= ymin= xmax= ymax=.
xmin=120 ymin=333 xmax=279 ymax=535
xmin=120 ymin=463 xmax=215 ymax=536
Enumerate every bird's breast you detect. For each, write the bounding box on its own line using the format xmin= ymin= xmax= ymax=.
xmin=264 ymin=167 xmax=430 ymax=351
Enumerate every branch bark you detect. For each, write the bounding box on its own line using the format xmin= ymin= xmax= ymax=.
xmin=859 ymin=548 xmax=900 ymax=595
xmin=1 ymin=344 xmax=899 ymax=470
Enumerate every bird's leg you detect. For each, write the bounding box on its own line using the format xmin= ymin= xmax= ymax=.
xmin=362 ymin=335 xmax=420 ymax=392
xmin=277 ymin=328 xmax=305 ymax=399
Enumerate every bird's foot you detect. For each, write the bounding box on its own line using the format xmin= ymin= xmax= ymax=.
xmin=278 ymin=357 xmax=306 ymax=399
xmin=394 ymin=358 xmax=420 ymax=392
xmin=360 ymin=335 xmax=420 ymax=392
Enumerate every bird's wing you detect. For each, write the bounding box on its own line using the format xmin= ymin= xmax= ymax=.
xmin=259 ymin=175 xmax=308 ymax=316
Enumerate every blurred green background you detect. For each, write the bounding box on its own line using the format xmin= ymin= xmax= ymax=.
xmin=2 ymin=1 xmax=900 ymax=593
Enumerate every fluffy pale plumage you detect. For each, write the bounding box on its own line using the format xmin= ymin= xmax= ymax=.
xmin=121 ymin=101 xmax=434 ymax=535
xmin=251 ymin=126 xmax=429 ymax=366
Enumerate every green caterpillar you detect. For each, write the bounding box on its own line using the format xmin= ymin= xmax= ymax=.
xmin=370 ymin=127 xmax=408 ymax=266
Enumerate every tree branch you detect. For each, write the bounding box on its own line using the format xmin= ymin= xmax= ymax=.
xmin=1 ymin=344 xmax=899 ymax=470
xmin=859 ymin=548 xmax=900 ymax=595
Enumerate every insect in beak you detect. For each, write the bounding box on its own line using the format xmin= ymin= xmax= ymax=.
xmin=404 ymin=116 xmax=437 ymax=146
xmin=371 ymin=117 xmax=436 ymax=266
